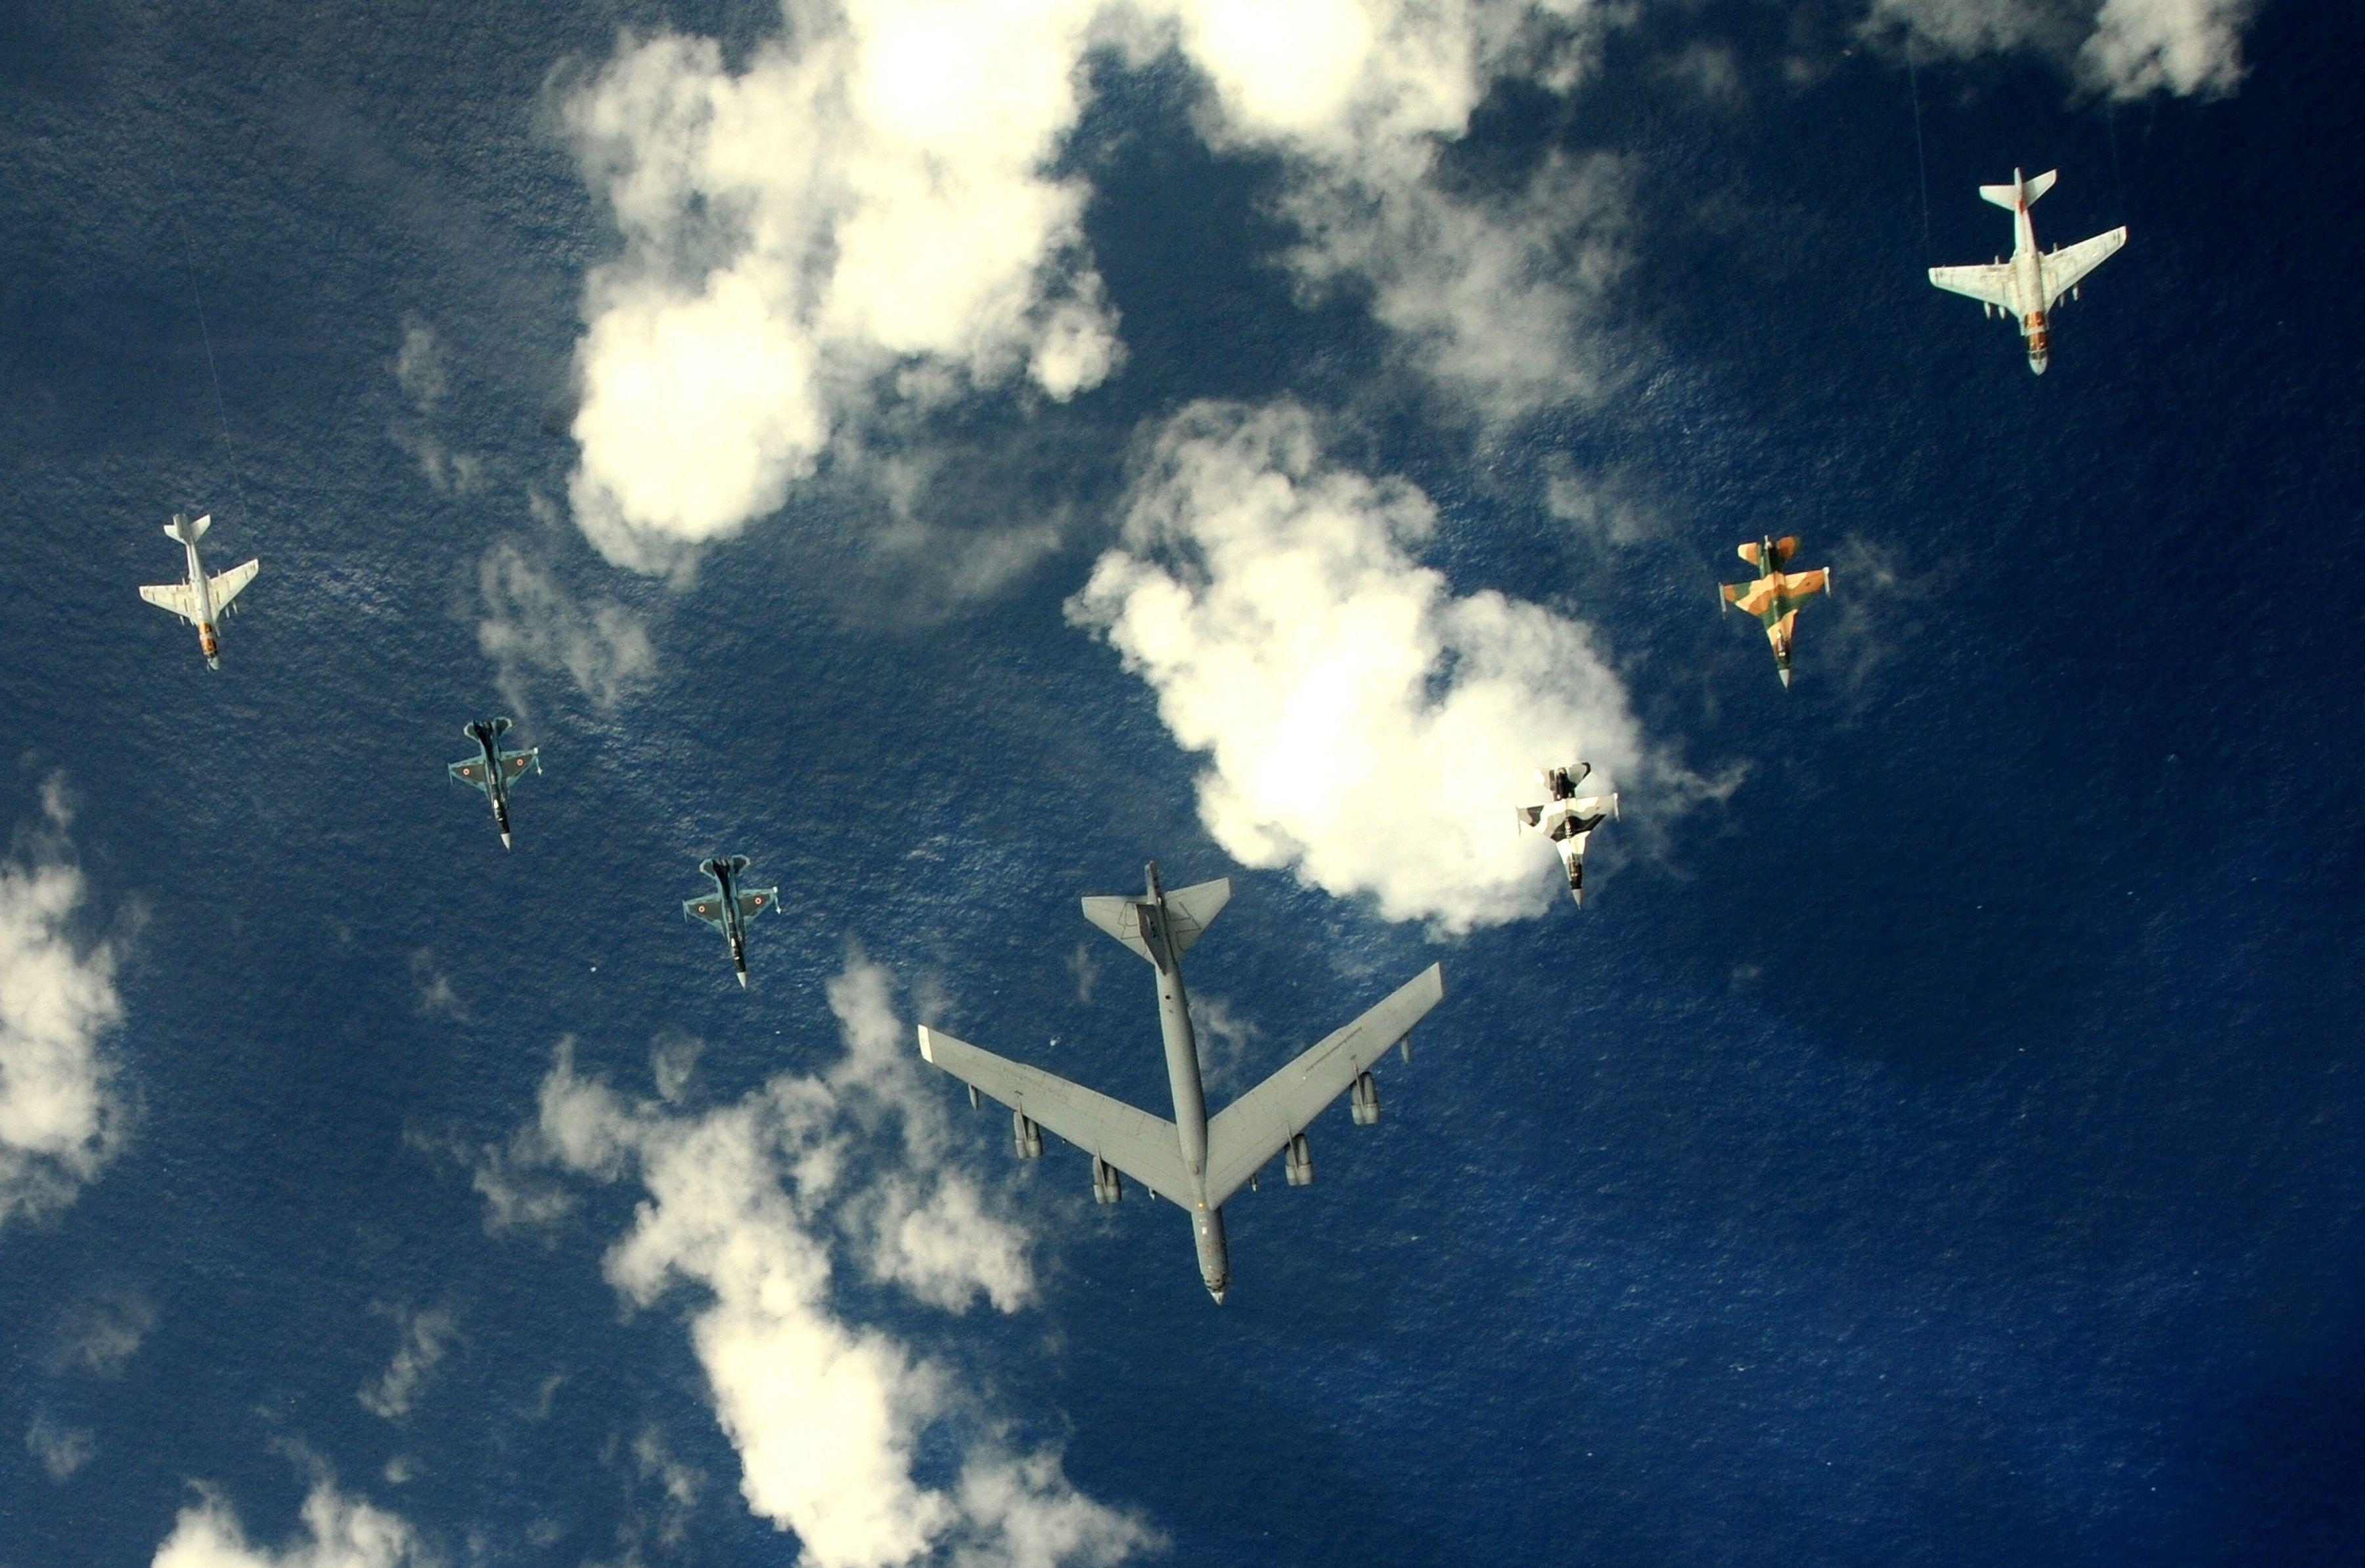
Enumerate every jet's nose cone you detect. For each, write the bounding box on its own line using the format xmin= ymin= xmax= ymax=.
xmin=1777 ymin=667 xmax=1793 ymax=688
xmin=736 ymin=970 xmax=750 ymax=989
xmin=1207 ymin=1286 xmax=1227 ymax=1305
xmin=205 ymin=656 xmax=221 ymax=671
xmin=499 ymin=832 xmax=513 ymax=849
xmin=2029 ymin=355 xmax=2050 ymax=375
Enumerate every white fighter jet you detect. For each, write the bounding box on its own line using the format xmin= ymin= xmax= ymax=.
xmin=138 ymin=512 xmax=259 ymax=669
xmin=1517 ymin=763 xmax=1618 ymax=905
xmin=1929 ymin=168 xmax=2126 ymax=374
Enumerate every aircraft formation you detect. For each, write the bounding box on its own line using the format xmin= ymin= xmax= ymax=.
xmin=125 ymin=167 xmax=2127 ymax=1304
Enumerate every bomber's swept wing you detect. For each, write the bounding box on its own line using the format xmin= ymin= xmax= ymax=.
xmin=734 ymin=888 xmax=777 ymax=918
xmin=2040 ymin=227 xmax=2127 ymax=306
xmin=139 ymin=583 xmax=200 ymax=623
xmin=1201 ymin=964 xmax=1444 ymax=1206
xmin=918 ymin=1026 xmax=1192 ymax=1199
xmin=1928 ymin=262 xmax=2017 ymax=311
xmin=209 ymin=559 xmax=259 ymax=612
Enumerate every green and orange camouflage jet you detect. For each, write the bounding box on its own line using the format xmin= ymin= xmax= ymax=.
xmin=1720 ymin=535 xmax=1830 ymax=687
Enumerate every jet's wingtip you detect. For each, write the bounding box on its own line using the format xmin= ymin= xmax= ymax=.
xmin=916 ymin=1026 xmax=936 ymax=1063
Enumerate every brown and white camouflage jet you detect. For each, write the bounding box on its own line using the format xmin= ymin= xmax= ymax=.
xmin=1721 ymin=535 xmax=1830 ymax=687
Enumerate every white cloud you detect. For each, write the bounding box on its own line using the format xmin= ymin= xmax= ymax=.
xmin=52 ymin=1288 xmax=156 ymax=1376
xmin=1868 ymin=0 xmax=2260 ymax=98
xmin=2078 ymin=0 xmax=2259 ymax=98
xmin=27 ymin=1413 xmax=95 ymax=1481
xmin=561 ymin=1 xmax=1121 ymax=573
xmin=1 ymin=790 xmax=124 ymax=1228
xmin=476 ymin=535 xmax=655 ymax=712
xmin=150 ymin=1483 xmax=426 ymax=1568
xmin=388 ymin=315 xmax=485 ymax=496
xmin=1069 ymin=399 xmax=1653 ymax=930
xmin=486 ymin=955 xmax=1148 ymax=1568
xmin=358 ymin=1306 xmax=459 ymax=1420
xmin=1164 ymin=0 xmax=1626 ymax=421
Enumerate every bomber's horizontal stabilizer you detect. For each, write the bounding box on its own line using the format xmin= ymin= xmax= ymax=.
xmin=1082 ymin=877 xmax=1230 ymax=964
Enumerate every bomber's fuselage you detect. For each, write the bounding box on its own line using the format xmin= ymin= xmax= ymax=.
xmin=1137 ymin=876 xmax=1228 ymax=1301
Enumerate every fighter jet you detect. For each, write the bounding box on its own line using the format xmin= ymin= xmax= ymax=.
xmin=1721 ymin=535 xmax=1830 ymax=687
xmin=445 ymin=717 xmax=540 ymax=849
xmin=914 ymin=863 xmax=1443 ymax=1303
xmin=1518 ymin=763 xmax=1618 ymax=905
xmin=681 ymin=855 xmax=777 ymax=987
xmin=1929 ymin=168 xmax=2127 ymax=374
xmin=137 ymin=512 xmax=259 ymax=669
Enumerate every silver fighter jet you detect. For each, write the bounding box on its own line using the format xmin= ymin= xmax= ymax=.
xmin=1518 ymin=763 xmax=1618 ymax=905
xmin=916 ymin=863 xmax=1443 ymax=1303
xmin=137 ymin=512 xmax=259 ymax=669
xmin=1929 ymin=168 xmax=2126 ymax=374
xmin=446 ymin=717 xmax=540 ymax=849
xmin=681 ymin=855 xmax=777 ymax=987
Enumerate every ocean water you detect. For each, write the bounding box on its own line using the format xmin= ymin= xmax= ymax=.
xmin=2 ymin=2 xmax=2361 ymax=1565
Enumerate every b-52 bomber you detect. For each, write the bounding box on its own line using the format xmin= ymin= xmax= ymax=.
xmin=446 ymin=717 xmax=540 ymax=848
xmin=1929 ymin=168 xmax=2126 ymax=374
xmin=137 ymin=512 xmax=259 ymax=669
xmin=682 ymin=855 xmax=777 ymax=987
xmin=1518 ymin=763 xmax=1618 ymax=905
xmin=916 ymin=863 xmax=1443 ymax=1303
xmin=1721 ymin=535 xmax=1830 ymax=686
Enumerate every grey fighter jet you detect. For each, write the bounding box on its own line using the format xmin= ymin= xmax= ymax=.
xmin=137 ymin=512 xmax=259 ymax=669
xmin=916 ymin=864 xmax=1443 ymax=1303
xmin=1518 ymin=763 xmax=1618 ymax=905
xmin=1929 ymin=168 xmax=2126 ymax=374
xmin=446 ymin=717 xmax=540 ymax=849
xmin=681 ymin=855 xmax=777 ymax=987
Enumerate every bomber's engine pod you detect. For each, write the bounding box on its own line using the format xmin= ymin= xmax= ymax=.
xmin=1012 ymin=1111 xmax=1043 ymax=1159
xmin=1284 ymin=1132 xmax=1313 ymax=1186
xmin=1091 ymin=1155 xmax=1123 ymax=1205
xmin=1349 ymin=1071 xmax=1380 ymax=1126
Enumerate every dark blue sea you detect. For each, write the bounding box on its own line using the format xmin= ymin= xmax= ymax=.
xmin=3 ymin=1 xmax=2361 ymax=1564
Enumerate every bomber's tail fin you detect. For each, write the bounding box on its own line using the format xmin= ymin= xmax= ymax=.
xmin=165 ymin=512 xmax=212 ymax=543
xmin=1083 ymin=876 xmax=1231 ymax=965
xmin=1980 ymin=168 xmax=2056 ymax=210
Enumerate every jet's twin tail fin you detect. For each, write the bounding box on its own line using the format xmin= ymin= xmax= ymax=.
xmin=1082 ymin=877 xmax=1231 ymax=964
xmin=1980 ymin=168 xmax=2056 ymax=210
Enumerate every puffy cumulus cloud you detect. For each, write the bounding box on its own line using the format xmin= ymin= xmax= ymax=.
xmin=1 ymin=790 xmax=124 ymax=1228
xmin=486 ymin=954 xmax=1148 ymax=1568
xmin=1069 ymin=399 xmax=1652 ymax=930
xmin=1161 ymin=0 xmax=1627 ymax=420
xmin=2078 ymin=0 xmax=2260 ymax=98
xmin=1868 ymin=0 xmax=2260 ymax=98
xmin=562 ymin=0 xmax=1121 ymax=573
xmin=150 ymin=1483 xmax=425 ymax=1568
